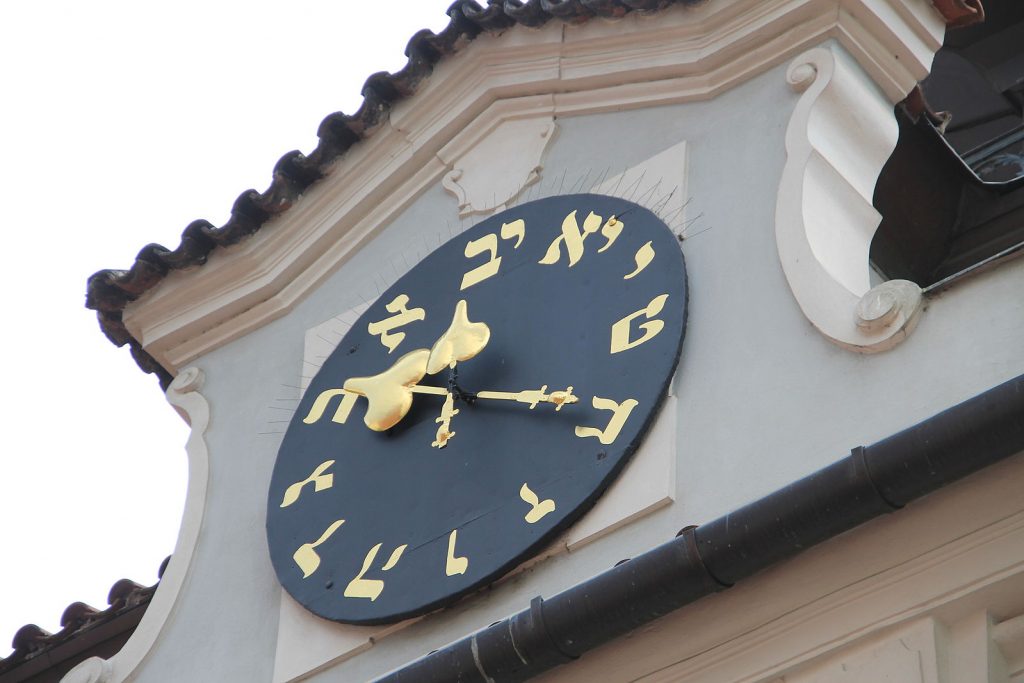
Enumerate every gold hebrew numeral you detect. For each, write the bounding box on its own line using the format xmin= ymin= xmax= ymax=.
xmin=539 ymin=210 xmax=622 ymax=267
xmin=575 ymin=396 xmax=639 ymax=445
xmin=367 ymin=294 xmax=426 ymax=353
xmin=445 ymin=530 xmax=469 ymax=576
xmin=302 ymin=389 xmax=359 ymax=425
xmin=610 ymin=294 xmax=669 ymax=354
xmin=280 ymin=460 xmax=335 ymax=508
xmin=344 ymin=542 xmax=408 ymax=601
xmin=293 ymin=519 xmax=345 ymax=578
xmin=624 ymin=241 xmax=655 ymax=279
xmin=460 ymin=219 xmax=526 ymax=290
xmin=519 ymin=483 xmax=556 ymax=524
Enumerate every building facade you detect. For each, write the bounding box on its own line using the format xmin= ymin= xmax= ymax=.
xmin=6 ymin=1 xmax=1023 ymax=682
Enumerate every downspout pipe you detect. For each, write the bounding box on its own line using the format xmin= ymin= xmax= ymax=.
xmin=378 ymin=373 xmax=1024 ymax=683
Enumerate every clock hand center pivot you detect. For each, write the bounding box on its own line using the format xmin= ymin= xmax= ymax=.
xmin=446 ymin=363 xmax=476 ymax=405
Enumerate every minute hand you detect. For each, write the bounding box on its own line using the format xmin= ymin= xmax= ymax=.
xmin=474 ymin=385 xmax=578 ymax=411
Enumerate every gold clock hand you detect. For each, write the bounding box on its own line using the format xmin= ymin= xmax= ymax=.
xmin=426 ymin=299 xmax=491 ymax=375
xmin=431 ymin=392 xmax=459 ymax=449
xmin=343 ymin=349 xmax=430 ymax=431
xmin=475 ymin=385 xmax=579 ymax=411
xmin=340 ymin=300 xmax=488 ymax=434
xmin=408 ymin=385 xmax=448 ymax=396
xmin=339 ymin=354 xmax=463 ymax=434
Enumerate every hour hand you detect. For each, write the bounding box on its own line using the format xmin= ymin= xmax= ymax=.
xmin=343 ymin=348 xmax=430 ymax=431
xmin=475 ymin=385 xmax=579 ymax=411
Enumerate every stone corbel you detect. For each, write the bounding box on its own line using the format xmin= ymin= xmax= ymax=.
xmin=61 ymin=368 xmax=211 ymax=683
xmin=775 ymin=47 xmax=923 ymax=354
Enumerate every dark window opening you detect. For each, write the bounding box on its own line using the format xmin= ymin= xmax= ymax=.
xmin=871 ymin=0 xmax=1024 ymax=289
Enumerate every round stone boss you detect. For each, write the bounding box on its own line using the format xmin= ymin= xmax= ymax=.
xmin=267 ymin=193 xmax=687 ymax=624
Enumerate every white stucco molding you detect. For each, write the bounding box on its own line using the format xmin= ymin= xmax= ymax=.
xmin=123 ymin=0 xmax=945 ymax=370
xmin=440 ymin=104 xmax=556 ymax=218
xmin=60 ymin=657 xmax=111 ymax=683
xmin=775 ymin=46 xmax=924 ymax=353
xmin=61 ymin=369 xmax=211 ymax=683
xmin=797 ymin=618 xmax=944 ymax=683
xmin=994 ymin=611 xmax=1024 ymax=681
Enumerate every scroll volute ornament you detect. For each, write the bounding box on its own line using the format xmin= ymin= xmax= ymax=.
xmin=775 ymin=47 xmax=923 ymax=354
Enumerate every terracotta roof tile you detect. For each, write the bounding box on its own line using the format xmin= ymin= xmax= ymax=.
xmin=931 ymin=0 xmax=985 ymax=27
xmin=0 ymin=557 xmax=167 ymax=681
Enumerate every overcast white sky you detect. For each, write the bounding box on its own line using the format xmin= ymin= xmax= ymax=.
xmin=0 ymin=0 xmax=452 ymax=657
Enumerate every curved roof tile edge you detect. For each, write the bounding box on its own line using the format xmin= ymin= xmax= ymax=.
xmin=0 ymin=557 xmax=168 ymax=676
xmin=83 ymin=0 xmax=980 ymax=389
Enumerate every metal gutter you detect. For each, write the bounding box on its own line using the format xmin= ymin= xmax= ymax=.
xmin=922 ymin=239 xmax=1024 ymax=294
xmin=379 ymin=372 xmax=1024 ymax=683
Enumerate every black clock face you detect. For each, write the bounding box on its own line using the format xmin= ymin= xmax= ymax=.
xmin=266 ymin=193 xmax=687 ymax=624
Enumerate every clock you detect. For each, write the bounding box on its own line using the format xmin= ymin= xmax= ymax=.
xmin=266 ymin=193 xmax=687 ymax=624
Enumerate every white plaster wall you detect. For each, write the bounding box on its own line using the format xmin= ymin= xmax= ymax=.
xmin=126 ymin=43 xmax=1024 ymax=683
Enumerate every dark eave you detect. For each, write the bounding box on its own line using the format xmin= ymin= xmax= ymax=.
xmin=871 ymin=1 xmax=1024 ymax=288
xmin=379 ymin=372 xmax=1024 ymax=683
xmin=871 ymin=101 xmax=1024 ymax=286
xmin=83 ymin=0 xmax=983 ymax=389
